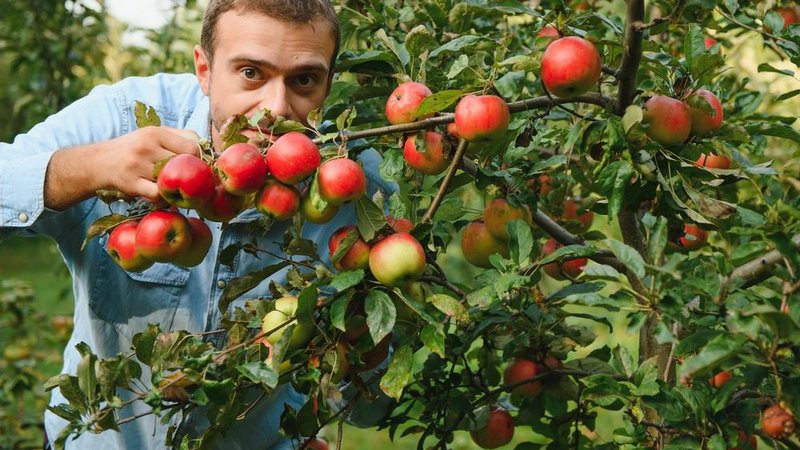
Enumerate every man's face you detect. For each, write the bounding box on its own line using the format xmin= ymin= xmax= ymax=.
xmin=194 ymin=11 xmax=336 ymax=149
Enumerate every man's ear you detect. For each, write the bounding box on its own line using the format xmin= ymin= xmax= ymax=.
xmin=194 ymin=45 xmax=211 ymax=96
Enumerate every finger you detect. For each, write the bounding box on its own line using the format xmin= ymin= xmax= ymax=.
xmin=133 ymin=179 xmax=161 ymax=201
xmin=157 ymin=128 xmax=201 ymax=156
xmin=162 ymin=126 xmax=201 ymax=143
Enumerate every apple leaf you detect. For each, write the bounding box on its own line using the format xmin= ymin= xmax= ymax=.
xmin=596 ymin=160 xmax=635 ymax=219
xmin=237 ymin=361 xmax=278 ymax=389
xmin=330 ymin=228 xmax=359 ymax=267
xmin=430 ymin=35 xmax=487 ymax=58
xmin=219 ymin=114 xmax=249 ymax=150
xmin=132 ymin=324 xmax=161 ymax=366
xmin=380 ymin=345 xmax=413 ymax=401
xmin=678 ymin=334 xmax=746 ymax=381
xmin=622 ymin=105 xmax=643 ymax=133
xmin=355 ymin=196 xmax=387 ymax=241
xmin=647 ymin=215 xmax=668 ymax=264
xmin=296 ymin=286 xmax=317 ymax=326
xmin=376 ymin=28 xmax=410 ymax=71
xmin=365 ymin=290 xmax=395 ymax=346
xmin=428 ymin=294 xmax=468 ymax=323
xmin=405 ymin=24 xmax=436 ymax=59
xmin=605 ymin=239 xmax=646 ymax=280
xmin=134 ymin=101 xmax=161 ymax=128
xmin=420 ymin=324 xmax=445 ymax=358
xmin=329 ymin=269 xmax=365 ymax=292
xmin=330 ymin=292 xmax=352 ymax=332
xmin=508 ymin=220 xmax=533 ymax=266
xmin=81 ymin=213 xmax=132 ymax=251
xmin=271 ymin=117 xmax=306 ymax=135
xmin=218 ymin=262 xmax=291 ymax=314
xmin=413 ymin=90 xmax=464 ymax=120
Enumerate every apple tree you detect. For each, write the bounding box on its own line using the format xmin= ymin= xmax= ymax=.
xmin=42 ymin=1 xmax=800 ymax=449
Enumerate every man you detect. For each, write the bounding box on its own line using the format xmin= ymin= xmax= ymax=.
xmin=0 ymin=1 xmax=391 ymax=448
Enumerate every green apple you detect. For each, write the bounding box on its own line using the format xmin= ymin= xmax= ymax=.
xmin=261 ymin=296 xmax=315 ymax=350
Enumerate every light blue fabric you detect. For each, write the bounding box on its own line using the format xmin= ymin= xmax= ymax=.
xmin=0 ymin=73 xmax=394 ymax=449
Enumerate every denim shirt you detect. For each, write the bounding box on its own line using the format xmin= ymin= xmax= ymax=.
xmin=0 ymin=73 xmax=394 ymax=449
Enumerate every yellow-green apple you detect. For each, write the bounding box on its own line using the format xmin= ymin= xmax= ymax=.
xmin=368 ymin=232 xmax=426 ymax=287
xmin=265 ymin=132 xmax=321 ymax=184
xmin=470 ymin=407 xmax=515 ymax=449
xmin=562 ymin=198 xmax=594 ymax=232
xmin=255 ymin=180 xmax=300 ymax=221
xmin=643 ymin=95 xmax=692 ymax=146
xmin=385 ymin=81 xmax=433 ymax=124
xmin=541 ymin=36 xmax=602 ymax=98
xmin=403 ymin=131 xmax=451 ymax=175
xmin=134 ymin=210 xmax=193 ymax=263
xmin=299 ymin=188 xmax=339 ymax=224
xmin=261 ymin=296 xmax=315 ymax=350
xmin=708 ymin=370 xmax=732 ymax=388
xmin=461 ymin=221 xmax=510 ymax=268
xmin=328 ymin=341 xmax=351 ymax=384
xmin=107 ymin=220 xmax=153 ymax=272
xmin=329 ymin=225 xmax=371 ymax=271
xmin=317 ymin=158 xmax=367 ymax=205
xmin=304 ymin=437 xmax=329 ymax=450
xmin=761 ymin=404 xmax=795 ymax=439
xmin=196 ymin=182 xmax=245 ymax=223
xmin=688 ymin=89 xmax=723 ymax=136
xmin=156 ymin=154 xmax=216 ymax=209
xmin=215 ymin=142 xmax=268 ymax=195
xmin=695 ymin=153 xmax=731 ymax=169
xmin=542 ymin=238 xmax=587 ymax=280
xmin=537 ymin=24 xmax=560 ymax=40
xmin=173 ymin=217 xmax=213 ymax=268
xmin=484 ymin=198 xmax=532 ymax=241
xmin=503 ymin=358 xmax=545 ymax=397
xmin=454 ymin=95 xmax=510 ymax=142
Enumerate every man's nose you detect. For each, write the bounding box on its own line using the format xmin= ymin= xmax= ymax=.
xmin=256 ymin=81 xmax=293 ymax=122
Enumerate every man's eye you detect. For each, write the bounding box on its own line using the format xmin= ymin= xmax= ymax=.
xmin=241 ymin=67 xmax=260 ymax=80
xmin=295 ymin=74 xmax=317 ymax=88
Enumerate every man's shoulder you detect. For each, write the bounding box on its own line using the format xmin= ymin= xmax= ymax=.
xmin=100 ymin=73 xmax=206 ymax=121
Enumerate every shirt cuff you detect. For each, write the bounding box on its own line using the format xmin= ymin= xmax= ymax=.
xmin=0 ymin=150 xmax=55 ymax=227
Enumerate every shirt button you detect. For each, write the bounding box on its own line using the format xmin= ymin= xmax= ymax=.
xmin=18 ymin=213 xmax=29 ymax=223
xmin=217 ymin=280 xmax=226 ymax=289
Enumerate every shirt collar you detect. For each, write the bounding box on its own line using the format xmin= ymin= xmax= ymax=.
xmin=185 ymin=93 xmax=211 ymax=140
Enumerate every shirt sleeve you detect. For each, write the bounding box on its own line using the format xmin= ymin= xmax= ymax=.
xmin=0 ymin=82 xmax=128 ymax=239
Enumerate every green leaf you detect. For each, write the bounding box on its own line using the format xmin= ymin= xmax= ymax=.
xmin=380 ymin=345 xmax=414 ymax=401
xmin=132 ymin=324 xmax=161 ymax=366
xmin=622 ymin=105 xmax=643 ymax=133
xmin=331 ymin=227 xmax=360 ymax=267
xmin=404 ymin=24 xmax=436 ymax=58
xmin=82 ymin=214 xmax=130 ymax=251
xmin=329 ymin=269 xmax=365 ymax=292
xmin=529 ymin=154 xmax=568 ymax=173
xmin=330 ymin=293 xmax=352 ymax=332
xmin=428 ymin=294 xmax=468 ymax=322
xmin=430 ymin=35 xmax=486 ymax=58
xmin=647 ymin=216 xmax=668 ymax=264
xmin=605 ymin=239 xmax=646 ymax=279
xmin=375 ymin=29 xmax=410 ymax=70
xmin=134 ymin=101 xmax=162 ymax=128
xmin=508 ymin=220 xmax=533 ymax=266
xmin=355 ymin=196 xmax=387 ymax=241
xmin=77 ymin=353 xmax=97 ymax=407
xmin=678 ymin=334 xmax=746 ymax=381
xmin=446 ymin=54 xmax=469 ymax=79
xmin=414 ymin=89 xmax=464 ymax=119
xmin=420 ymin=324 xmax=445 ymax=357
xmin=777 ymin=89 xmax=800 ymax=101
xmin=237 ymin=362 xmax=278 ymax=388
xmin=379 ymin=148 xmax=405 ymax=181
xmin=365 ymin=290 xmax=396 ymax=345
xmin=218 ymin=262 xmax=291 ymax=313
xmin=536 ymin=244 xmax=597 ymax=266
xmin=296 ymin=286 xmax=317 ymax=326
xmin=596 ymin=161 xmax=635 ymax=219
xmin=744 ymin=122 xmax=800 ymax=145
xmin=763 ymin=11 xmax=786 ymax=36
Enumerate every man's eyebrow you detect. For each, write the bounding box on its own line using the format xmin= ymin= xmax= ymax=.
xmin=229 ymin=57 xmax=329 ymax=74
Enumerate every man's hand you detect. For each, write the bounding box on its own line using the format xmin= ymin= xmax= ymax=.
xmin=44 ymin=126 xmax=201 ymax=211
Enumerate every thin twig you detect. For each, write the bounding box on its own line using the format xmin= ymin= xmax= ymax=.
xmin=421 ymin=140 xmax=469 ymax=223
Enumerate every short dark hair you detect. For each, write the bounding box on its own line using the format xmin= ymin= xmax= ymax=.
xmin=200 ymin=0 xmax=340 ymax=72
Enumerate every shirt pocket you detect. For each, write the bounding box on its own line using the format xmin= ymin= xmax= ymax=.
xmin=89 ymin=234 xmax=191 ymax=335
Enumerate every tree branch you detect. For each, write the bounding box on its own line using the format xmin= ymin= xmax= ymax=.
xmin=718 ymin=234 xmax=800 ymax=303
xmin=615 ymin=0 xmax=645 ymax=116
xmin=421 ymin=140 xmax=469 ymax=223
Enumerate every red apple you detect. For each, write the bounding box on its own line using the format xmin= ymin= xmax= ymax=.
xmin=387 ymin=215 xmax=414 ymax=233
xmin=460 ymin=221 xmax=510 ymax=269
xmin=265 ymin=132 xmax=321 ymax=184
xmin=537 ymin=24 xmax=560 ymax=40
xmin=317 ymin=158 xmax=367 ymax=205
xmin=403 ymin=131 xmax=451 ymax=175
xmin=215 ymin=142 xmax=268 ymax=195
xmin=542 ymin=238 xmax=587 ymax=280
xmin=446 ymin=122 xmax=462 ymax=139
xmin=729 ymin=430 xmax=757 ymax=450
xmin=134 ymin=210 xmax=193 ymax=263
xmin=107 ymin=221 xmax=153 ymax=272
xmin=688 ymin=89 xmax=724 ymax=136
xmin=385 ymin=81 xmax=433 ymax=124
xmin=454 ymin=95 xmax=510 ymax=142
xmin=304 ymin=437 xmax=329 ymax=450
xmin=527 ymin=174 xmax=553 ymax=195
xmin=470 ymin=407 xmax=515 ymax=449
xmin=368 ymin=232 xmax=426 ymax=287
xmin=299 ymin=188 xmax=339 ymax=224
xmin=255 ymin=180 xmax=300 ymax=221
xmin=329 ymin=225 xmax=371 ymax=271
xmin=157 ymin=154 xmax=216 ymax=209
xmin=704 ymin=37 xmax=718 ymax=49
xmin=642 ymin=95 xmax=692 ymax=146
xmin=673 ymin=223 xmax=708 ymax=251
xmin=695 ymin=153 xmax=731 ymax=169
xmin=709 ymin=370 xmax=733 ymax=388
xmin=776 ymin=7 xmax=799 ymax=30
xmin=541 ymin=36 xmax=602 ymax=98
xmin=484 ymin=198 xmax=532 ymax=241
xmin=173 ymin=217 xmax=213 ymax=268
xmin=503 ymin=358 xmax=545 ymax=397
xmin=761 ymin=404 xmax=795 ymax=439
xmin=562 ymin=198 xmax=594 ymax=232
xmin=196 ymin=182 xmax=245 ymax=223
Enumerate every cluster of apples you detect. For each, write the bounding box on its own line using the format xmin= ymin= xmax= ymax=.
xmin=328 ymin=217 xmax=426 ymax=288
xmin=106 ymin=132 xmax=368 ymax=272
